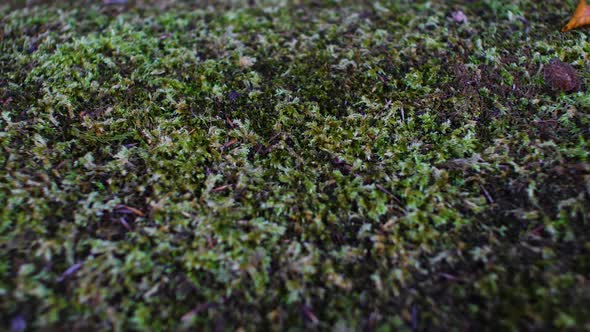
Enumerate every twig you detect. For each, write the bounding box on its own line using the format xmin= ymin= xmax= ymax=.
xmin=212 ymin=184 xmax=232 ymax=192
xmin=57 ymin=262 xmax=83 ymax=282
xmin=222 ymin=138 xmax=238 ymax=150
xmin=119 ymin=217 xmax=132 ymax=231
xmin=479 ymin=184 xmax=494 ymax=204
xmin=116 ymin=204 xmax=145 ymax=217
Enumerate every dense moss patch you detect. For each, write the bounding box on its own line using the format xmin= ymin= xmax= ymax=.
xmin=1 ymin=0 xmax=589 ymax=330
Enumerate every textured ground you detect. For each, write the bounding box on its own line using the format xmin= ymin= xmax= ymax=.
xmin=1 ymin=0 xmax=590 ymax=331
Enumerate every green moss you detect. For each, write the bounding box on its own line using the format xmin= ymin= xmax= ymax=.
xmin=1 ymin=0 xmax=589 ymax=331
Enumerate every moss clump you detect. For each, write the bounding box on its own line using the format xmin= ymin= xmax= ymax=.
xmin=1 ymin=0 xmax=589 ymax=330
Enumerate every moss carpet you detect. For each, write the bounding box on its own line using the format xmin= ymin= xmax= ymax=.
xmin=1 ymin=0 xmax=589 ymax=330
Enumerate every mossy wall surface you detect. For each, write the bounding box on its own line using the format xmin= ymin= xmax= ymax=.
xmin=1 ymin=0 xmax=589 ymax=330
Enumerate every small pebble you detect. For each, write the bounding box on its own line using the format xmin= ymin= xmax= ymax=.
xmin=238 ymin=56 xmax=256 ymax=69
xmin=451 ymin=10 xmax=468 ymax=24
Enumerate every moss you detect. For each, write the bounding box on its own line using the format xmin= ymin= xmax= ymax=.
xmin=1 ymin=0 xmax=589 ymax=331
